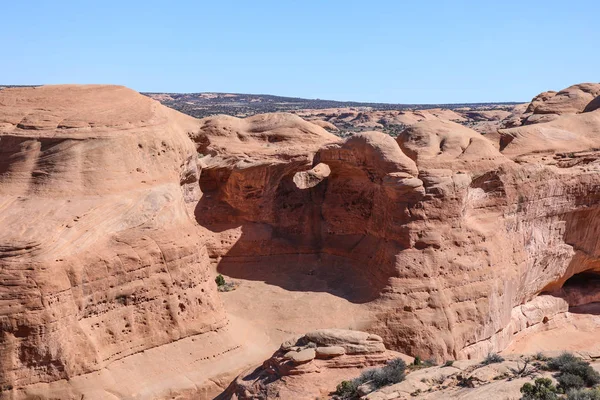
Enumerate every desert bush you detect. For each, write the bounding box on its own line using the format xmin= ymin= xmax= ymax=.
xmin=409 ymin=356 xmax=436 ymax=371
xmin=444 ymin=360 xmax=454 ymax=367
xmin=520 ymin=378 xmax=559 ymax=400
xmin=335 ymin=358 xmax=407 ymax=398
xmin=368 ymin=358 xmax=407 ymax=387
xmin=561 ymin=362 xmax=600 ymax=387
xmin=547 ymin=353 xmax=600 ymax=388
xmin=335 ymin=380 xmax=358 ymax=399
xmin=482 ymin=352 xmax=505 ymax=365
xmin=558 ymin=373 xmax=586 ymax=391
xmin=215 ymin=274 xmax=236 ymax=292
xmin=547 ymin=353 xmax=579 ymax=371
xmin=566 ymin=388 xmax=600 ymax=400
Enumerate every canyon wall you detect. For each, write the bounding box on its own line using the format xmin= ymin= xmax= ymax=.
xmin=0 ymin=85 xmax=226 ymax=390
xmin=194 ymin=85 xmax=600 ymax=361
xmin=1 ymin=83 xmax=600 ymax=398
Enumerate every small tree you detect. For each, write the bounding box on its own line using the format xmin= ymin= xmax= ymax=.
xmin=520 ymin=378 xmax=559 ymax=400
xmin=335 ymin=380 xmax=357 ymax=399
xmin=215 ymin=274 xmax=226 ymax=287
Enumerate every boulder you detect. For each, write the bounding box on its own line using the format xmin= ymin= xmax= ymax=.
xmin=315 ymin=346 xmax=346 ymax=358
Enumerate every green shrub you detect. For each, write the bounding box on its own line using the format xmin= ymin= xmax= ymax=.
xmin=215 ymin=274 xmax=226 ymax=287
xmin=547 ymin=353 xmax=579 ymax=371
xmin=566 ymin=388 xmax=600 ymax=400
xmin=444 ymin=360 xmax=454 ymax=367
xmin=335 ymin=358 xmax=407 ymax=398
xmin=520 ymin=378 xmax=559 ymax=400
xmin=408 ymin=356 xmax=436 ymax=371
xmin=547 ymin=353 xmax=600 ymax=388
xmin=364 ymin=358 xmax=407 ymax=387
xmin=482 ymin=352 xmax=505 ymax=365
xmin=558 ymin=373 xmax=586 ymax=391
xmin=335 ymin=380 xmax=357 ymax=399
xmin=382 ymin=358 xmax=407 ymax=383
xmin=560 ymin=362 xmax=600 ymax=387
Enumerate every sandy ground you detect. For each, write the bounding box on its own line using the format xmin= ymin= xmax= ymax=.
xmin=504 ymin=303 xmax=600 ymax=356
xmin=220 ymin=274 xmax=375 ymax=345
xmin=13 ymin=269 xmax=375 ymax=400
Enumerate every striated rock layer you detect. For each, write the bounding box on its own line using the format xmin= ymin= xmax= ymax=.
xmin=0 ymin=86 xmax=226 ymax=392
xmin=3 ymin=83 xmax=600 ymax=399
xmin=196 ymin=93 xmax=600 ymax=362
xmin=219 ymin=329 xmax=405 ymax=400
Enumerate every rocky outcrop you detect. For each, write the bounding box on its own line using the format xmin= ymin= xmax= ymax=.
xmin=525 ymin=91 xmax=558 ymax=114
xmin=308 ymin=119 xmax=340 ymax=132
xmin=499 ymin=108 xmax=600 ymax=156
xmin=397 ymin=120 xmax=507 ymax=170
xmin=520 ymin=83 xmax=600 ymax=125
xmin=198 ymin=94 xmax=600 ymax=364
xmin=529 ymin=83 xmax=600 ymax=115
xmin=0 ymin=86 xmax=226 ymax=394
xmin=5 ymin=83 xmax=600 ymax=400
xmin=219 ymin=329 xmax=402 ymax=399
xmin=584 ymin=95 xmax=600 ymax=113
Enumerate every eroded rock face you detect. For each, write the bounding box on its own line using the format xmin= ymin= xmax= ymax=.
xmin=198 ymin=91 xmax=600 ymax=364
xmin=397 ymin=120 xmax=506 ymax=170
xmin=4 ymin=83 xmax=600 ymax=400
xmin=519 ymin=83 xmax=600 ymax=125
xmin=0 ymin=86 xmax=226 ymax=389
xmin=499 ymin=108 xmax=600 ymax=156
xmin=530 ymin=83 xmax=600 ymax=116
xmin=219 ymin=329 xmax=401 ymax=400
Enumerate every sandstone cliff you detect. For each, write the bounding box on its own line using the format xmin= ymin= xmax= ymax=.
xmin=2 ymin=83 xmax=600 ymax=400
xmin=195 ymin=87 xmax=600 ymax=363
xmin=0 ymin=85 xmax=227 ymax=396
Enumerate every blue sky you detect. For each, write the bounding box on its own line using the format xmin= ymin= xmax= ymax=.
xmin=2 ymin=1 xmax=598 ymax=103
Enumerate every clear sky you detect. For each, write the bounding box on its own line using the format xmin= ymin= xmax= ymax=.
xmin=2 ymin=0 xmax=598 ymax=103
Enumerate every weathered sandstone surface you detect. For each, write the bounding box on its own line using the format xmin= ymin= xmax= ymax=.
xmin=219 ymin=329 xmax=404 ymax=400
xmin=518 ymin=83 xmax=600 ymax=126
xmin=0 ymin=85 xmax=227 ymax=397
xmin=194 ymin=83 xmax=600 ymax=364
xmin=2 ymin=83 xmax=600 ymax=399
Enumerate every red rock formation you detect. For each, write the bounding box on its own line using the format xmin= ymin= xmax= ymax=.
xmin=521 ymin=83 xmax=600 ymax=125
xmin=4 ymin=84 xmax=600 ymax=400
xmin=198 ymin=102 xmax=600 ymax=363
xmin=0 ymin=85 xmax=225 ymax=390
xmin=220 ymin=329 xmax=404 ymax=400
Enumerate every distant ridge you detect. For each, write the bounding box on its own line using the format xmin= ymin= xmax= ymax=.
xmin=0 ymin=85 xmax=521 ymax=119
xmin=143 ymin=91 xmax=521 ymax=119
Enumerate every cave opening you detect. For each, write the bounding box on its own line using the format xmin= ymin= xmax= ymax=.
xmin=556 ymin=270 xmax=600 ymax=314
xmin=563 ymin=271 xmax=600 ymax=291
